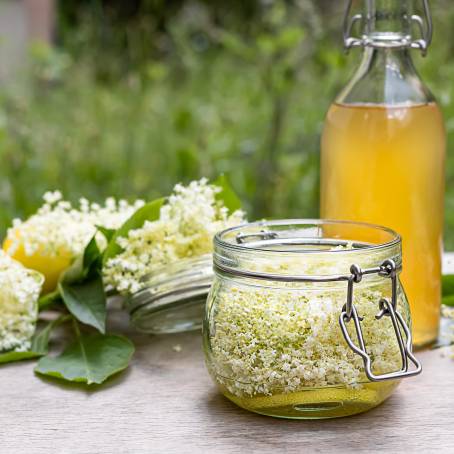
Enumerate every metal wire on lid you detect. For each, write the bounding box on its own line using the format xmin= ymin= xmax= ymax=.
xmin=214 ymin=227 xmax=422 ymax=382
xmin=343 ymin=0 xmax=433 ymax=55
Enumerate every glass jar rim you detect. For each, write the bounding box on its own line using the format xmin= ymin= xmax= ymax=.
xmin=213 ymin=219 xmax=402 ymax=283
xmin=214 ymin=219 xmax=401 ymax=254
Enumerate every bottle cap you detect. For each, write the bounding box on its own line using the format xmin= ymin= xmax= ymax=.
xmin=343 ymin=0 xmax=432 ymax=56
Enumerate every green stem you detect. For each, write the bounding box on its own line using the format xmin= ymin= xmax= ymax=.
xmin=254 ymin=90 xmax=287 ymax=217
xmin=53 ymin=314 xmax=73 ymax=326
xmin=38 ymin=289 xmax=62 ymax=311
xmin=72 ymin=318 xmax=81 ymax=339
xmin=105 ymin=287 xmax=119 ymax=298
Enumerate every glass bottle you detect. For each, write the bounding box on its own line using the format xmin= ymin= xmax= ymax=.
xmin=321 ymin=0 xmax=446 ymax=347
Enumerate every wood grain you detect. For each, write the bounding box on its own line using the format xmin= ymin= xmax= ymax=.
xmin=0 ymin=303 xmax=453 ymax=454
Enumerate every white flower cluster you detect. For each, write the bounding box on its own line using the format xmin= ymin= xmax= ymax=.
xmin=103 ymin=178 xmax=245 ymax=294
xmin=5 ymin=191 xmax=145 ymax=259
xmin=208 ymin=284 xmax=404 ymax=397
xmin=0 ymin=252 xmax=43 ymax=352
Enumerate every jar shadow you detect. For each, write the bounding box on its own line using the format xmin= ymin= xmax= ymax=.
xmin=203 ymin=387 xmax=404 ymax=451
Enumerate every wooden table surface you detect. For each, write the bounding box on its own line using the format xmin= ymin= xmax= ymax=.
xmin=2 ymin=255 xmax=454 ymax=454
xmin=1 ymin=306 xmax=454 ymax=454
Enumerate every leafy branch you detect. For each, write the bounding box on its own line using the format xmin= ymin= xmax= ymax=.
xmin=0 ymin=176 xmax=241 ymax=388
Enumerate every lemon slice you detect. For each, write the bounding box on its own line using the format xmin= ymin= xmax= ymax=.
xmin=3 ymin=233 xmax=72 ymax=294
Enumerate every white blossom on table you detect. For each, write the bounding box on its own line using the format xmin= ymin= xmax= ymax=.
xmin=4 ymin=191 xmax=145 ymax=260
xmin=0 ymin=251 xmax=43 ymax=352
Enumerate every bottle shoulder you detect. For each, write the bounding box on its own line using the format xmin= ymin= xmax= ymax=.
xmin=336 ymin=49 xmax=435 ymax=106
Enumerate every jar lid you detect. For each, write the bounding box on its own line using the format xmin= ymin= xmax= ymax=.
xmin=125 ymin=255 xmax=213 ymax=334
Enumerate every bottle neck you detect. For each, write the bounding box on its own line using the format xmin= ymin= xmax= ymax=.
xmin=337 ymin=46 xmax=433 ymax=106
xmin=364 ymin=0 xmax=412 ymax=46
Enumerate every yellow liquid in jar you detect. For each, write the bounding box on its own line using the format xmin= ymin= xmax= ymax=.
xmin=321 ymin=103 xmax=446 ymax=347
xmin=220 ymin=381 xmax=400 ymax=419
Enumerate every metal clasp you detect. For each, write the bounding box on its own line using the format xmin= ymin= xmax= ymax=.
xmin=339 ymin=259 xmax=422 ymax=381
xmin=409 ymin=0 xmax=433 ymax=56
xmin=343 ymin=1 xmax=364 ymax=51
xmin=343 ymin=0 xmax=433 ymax=56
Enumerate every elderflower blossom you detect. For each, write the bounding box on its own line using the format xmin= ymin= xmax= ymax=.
xmin=103 ymin=178 xmax=245 ymax=294
xmin=0 ymin=251 xmax=43 ymax=352
xmin=5 ymin=191 xmax=145 ymax=259
xmin=208 ymin=284 xmax=404 ymax=397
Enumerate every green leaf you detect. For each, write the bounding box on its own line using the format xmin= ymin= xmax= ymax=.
xmin=58 ymin=235 xmax=102 ymax=286
xmin=0 ymin=350 xmax=42 ymax=364
xmin=442 ymin=274 xmax=454 ymax=297
xmin=31 ymin=315 xmax=71 ymax=355
xmin=0 ymin=315 xmax=69 ymax=364
xmin=60 ymin=255 xmax=85 ymax=285
xmin=442 ymin=295 xmax=454 ymax=307
xmin=213 ymin=174 xmax=242 ymax=213
xmin=441 ymin=275 xmax=454 ymax=307
xmin=35 ymin=334 xmax=135 ymax=385
xmin=59 ymin=274 xmax=106 ymax=333
xmin=30 ymin=319 xmax=59 ymax=356
xmin=96 ymin=225 xmax=116 ymax=242
xmin=103 ymin=197 xmax=165 ymax=264
xmin=83 ymin=236 xmax=102 ymax=276
xmin=54 ymin=236 xmax=106 ymax=333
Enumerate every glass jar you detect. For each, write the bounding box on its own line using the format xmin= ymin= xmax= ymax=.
xmin=126 ymin=255 xmax=213 ymax=334
xmin=203 ymin=220 xmax=421 ymax=419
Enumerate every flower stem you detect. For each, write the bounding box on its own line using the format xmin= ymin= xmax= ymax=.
xmin=72 ymin=318 xmax=81 ymax=339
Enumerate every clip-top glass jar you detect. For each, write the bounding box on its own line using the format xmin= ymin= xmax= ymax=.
xmin=204 ymin=220 xmax=421 ymax=419
xmin=126 ymin=255 xmax=213 ymax=334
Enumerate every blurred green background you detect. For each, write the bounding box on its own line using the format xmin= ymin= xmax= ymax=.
xmin=1 ymin=0 xmax=454 ymax=246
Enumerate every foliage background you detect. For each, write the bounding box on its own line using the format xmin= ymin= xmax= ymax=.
xmin=1 ymin=0 xmax=454 ymax=246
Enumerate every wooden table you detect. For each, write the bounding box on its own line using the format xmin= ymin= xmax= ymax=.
xmin=1 ymin=306 xmax=454 ymax=454
xmin=2 ymin=254 xmax=454 ymax=453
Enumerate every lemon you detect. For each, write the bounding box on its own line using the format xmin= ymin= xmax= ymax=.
xmin=3 ymin=233 xmax=73 ymax=294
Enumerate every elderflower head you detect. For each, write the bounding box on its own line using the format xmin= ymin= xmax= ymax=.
xmin=0 ymin=251 xmax=43 ymax=352
xmin=103 ymin=178 xmax=246 ymax=294
xmin=3 ymin=191 xmax=144 ymax=292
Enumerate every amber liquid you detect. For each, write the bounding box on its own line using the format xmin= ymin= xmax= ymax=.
xmin=321 ymin=103 xmax=445 ymax=347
